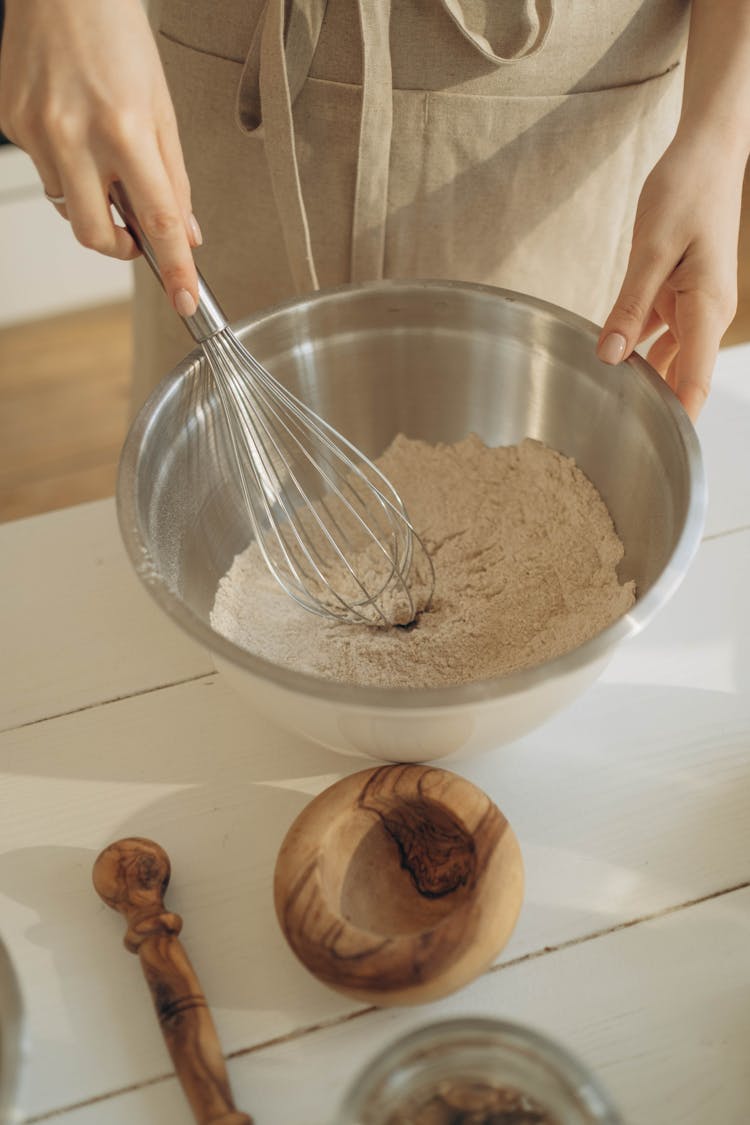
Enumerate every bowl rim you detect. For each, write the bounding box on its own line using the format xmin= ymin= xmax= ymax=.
xmin=0 ymin=934 xmax=25 ymax=1125
xmin=117 ymin=279 xmax=707 ymax=711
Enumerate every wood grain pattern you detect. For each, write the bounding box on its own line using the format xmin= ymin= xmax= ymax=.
xmin=13 ymin=884 xmax=750 ymax=1125
xmin=0 ymin=499 xmax=213 ymax=734
xmin=185 ymin=885 xmax=750 ymax=1125
xmin=1 ymin=520 xmax=749 ymax=1119
xmin=92 ymin=838 xmax=252 ymax=1125
xmin=0 ymin=340 xmax=748 ymax=1121
xmin=273 ymin=765 xmax=524 ymax=1006
xmin=0 ymin=302 xmax=131 ymax=523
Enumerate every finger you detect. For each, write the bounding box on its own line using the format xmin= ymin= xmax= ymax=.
xmin=672 ymin=291 xmax=724 ymax=421
xmin=55 ymin=154 xmax=139 ymax=259
xmin=156 ymin=108 xmax=202 ymax=248
xmin=116 ymin=137 xmax=199 ymax=314
xmin=25 ymin=146 xmax=70 ymax=219
xmin=638 ymin=286 xmax=677 ymax=347
xmin=646 ymin=328 xmax=679 ymax=377
xmin=597 ymin=242 xmax=670 ymax=365
xmin=637 ymin=308 xmax=665 ymax=345
xmin=665 ymin=355 xmax=679 ymax=395
xmin=654 ymin=287 xmax=677 ymax=326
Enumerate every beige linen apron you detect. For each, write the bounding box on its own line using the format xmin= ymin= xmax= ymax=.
xmin=133 ymin=0 xmax=690 ymax=409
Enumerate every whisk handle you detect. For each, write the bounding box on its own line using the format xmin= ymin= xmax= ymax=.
xmin=109 ymin=181 xmax=227 ymax=343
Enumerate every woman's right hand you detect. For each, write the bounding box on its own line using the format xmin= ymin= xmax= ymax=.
xmin=0 ymin=0 xmax=200 ymax=317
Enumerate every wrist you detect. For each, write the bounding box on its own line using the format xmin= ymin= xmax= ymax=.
xmin=672 ymin=114 xmax=750 ymax=178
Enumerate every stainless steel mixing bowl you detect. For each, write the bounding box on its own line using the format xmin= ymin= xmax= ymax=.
xmin=117 ymin=281 xmax=706 ymax=761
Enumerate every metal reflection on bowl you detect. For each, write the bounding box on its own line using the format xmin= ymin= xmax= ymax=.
xmin=117 ymin=281 xmax=706 ymax=761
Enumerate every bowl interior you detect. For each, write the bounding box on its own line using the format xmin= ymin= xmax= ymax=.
xmin=120 ymin=281 xmax=703 ymax=684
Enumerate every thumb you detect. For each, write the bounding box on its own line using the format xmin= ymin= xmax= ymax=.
xmin=597 ymin=243 xmax=667 ymax=365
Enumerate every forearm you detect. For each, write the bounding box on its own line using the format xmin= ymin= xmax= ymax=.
xmin=678 ymin=0 xmax=750 ymax=166
xmin=597 ymin=0 xmax=750 ymax=416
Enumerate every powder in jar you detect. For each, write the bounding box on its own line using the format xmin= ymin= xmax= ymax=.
xmin=210 ymin=434 xmax=635 ymax=689
xmin=381 ymin=1078 xmax=559 ymax=1124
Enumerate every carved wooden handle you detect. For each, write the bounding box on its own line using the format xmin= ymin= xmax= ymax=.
xmin=92 ymin=838 xmax=252 ymax=1125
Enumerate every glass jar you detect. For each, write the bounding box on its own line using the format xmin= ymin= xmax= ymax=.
xmin=334 ymin=1018 xmax=623 ymax=1125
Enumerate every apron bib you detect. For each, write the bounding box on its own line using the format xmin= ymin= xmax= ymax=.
xmin=133 ymin=0 xmax=690 ymax=408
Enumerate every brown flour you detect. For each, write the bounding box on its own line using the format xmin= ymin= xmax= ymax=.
xmin=210 ymin=435 xmax=635 ymax=688
xmin=381 ymin=1078 xmax=559 ymax=1124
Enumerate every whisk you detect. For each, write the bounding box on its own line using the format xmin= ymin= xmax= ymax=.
xmin=110 ymin=184 xmax=433 ymax=627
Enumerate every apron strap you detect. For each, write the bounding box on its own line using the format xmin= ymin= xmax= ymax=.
xmin=258 ymin=0 xmax=320 ymax=292
xmin=236 ymin=0 xmax=328 ymax=134
xmin=236 ymin=0 xmax=393 ymax=290
xmin=438 ymin=0 xmax=554 ymax=64
xmin=236 ymin=0 xmax=327 ymax=294
xmin=350 ymin=0 xmax=393 ymax=282
xmin=235 ymin=1 xmax=553 ymax=293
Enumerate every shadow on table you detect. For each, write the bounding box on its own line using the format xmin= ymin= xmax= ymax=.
xmin=2 ymin=521 xmax=749 ymax=1101
xmin=1 ymin=671 xmax=749 ymax=1108
xmin=0 ymin=707 xmax=367 ymax=1110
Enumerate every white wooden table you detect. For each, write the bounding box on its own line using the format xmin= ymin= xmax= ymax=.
xmin=2 ymin=345 xmax=749 ymax=1125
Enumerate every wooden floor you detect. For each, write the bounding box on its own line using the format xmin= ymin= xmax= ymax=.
xmin=0 ymin=302 xmax=132 ymax=523
xmin=1 ymin=172 xmax=749 ymax=522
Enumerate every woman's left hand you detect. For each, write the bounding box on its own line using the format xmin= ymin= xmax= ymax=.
xmin=596 ymin=133 xmax=745 ymax=421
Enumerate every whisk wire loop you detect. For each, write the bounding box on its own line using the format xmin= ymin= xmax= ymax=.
xmin=229 ymin=344 xmax=412 ymax=595
xmin=206 ymin=341 xmax=345 ymax=615
xmin=201 ymin=330 xmax=429 ymax=626
xmin=109 ymin=181 xmax=431 ymax=626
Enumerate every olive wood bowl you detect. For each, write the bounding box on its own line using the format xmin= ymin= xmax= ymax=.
xmin=273 ymin=764 xmax=524 ymax=1006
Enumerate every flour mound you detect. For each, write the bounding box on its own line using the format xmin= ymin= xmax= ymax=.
xmin=210 ymin=435 xmax=635 ymax=689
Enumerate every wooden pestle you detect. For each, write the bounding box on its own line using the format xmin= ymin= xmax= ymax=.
xmin=92 ymin=837 xmax=251 ymax=1125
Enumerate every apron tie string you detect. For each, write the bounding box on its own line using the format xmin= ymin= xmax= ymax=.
xmin=236 ymin=0 xmax=553 ymax=291
xmin=236 ymin=0 xmax=327 ymax=294
xmin=438 ymin=0 xmax=554 ymax=64
xmin=350 ymin=0 xmax=393 ymax=282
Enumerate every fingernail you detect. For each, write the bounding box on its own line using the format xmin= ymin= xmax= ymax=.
xmin=174 ymin=288 xmax=197 ymax=318
xmin=188 ymin=213 xmax=203 ymax=247
xmin=598 ymin=332 xmax=627 ymax=365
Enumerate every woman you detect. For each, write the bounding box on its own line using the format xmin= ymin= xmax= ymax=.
xmin=1 ymin=0 xmax=747 ymax=417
